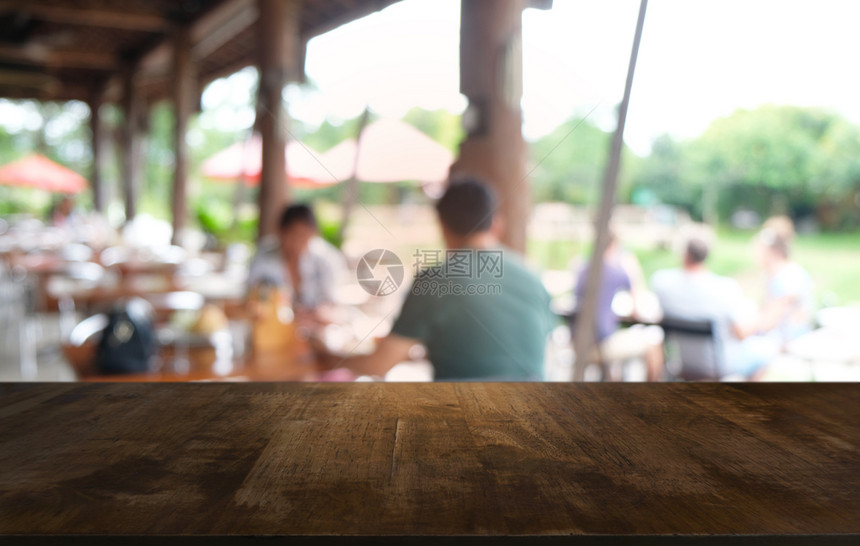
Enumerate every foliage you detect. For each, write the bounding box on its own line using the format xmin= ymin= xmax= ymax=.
xmin=193 ymin=195 xmax=257 ymax=246
xmin=233 ymin=209 xmax=259 ymax=243
xmin=528 ymin=116 xmax=637 ymax=205
xmin=0 ymin=124 xmax=18 ymax=165
xmin=0 ymin=99 xmax=93 ymax=211
xmin=317 ymin=217 xmax=344 ymax=249
xmin=294 ymin=116 xmax=365 ymax=153
xmin=627 ymin=135 xmax=691 ymax=210
xmin=140 ymin=103 xmax=174 ymax=220
xmin=0 ymin=187 xmax=51 ymax=216
xmin=402 ymin=107 xmax=464 ymax=154
xmin=195 ymin=196 xmax=232 ymax=239
xmin=7 ymin=89 xmax=860 ymax=236
xmin=630 ymin=105 xmax=860 ymax=227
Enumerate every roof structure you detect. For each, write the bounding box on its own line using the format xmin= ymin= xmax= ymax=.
xmin=0 ymin=0 xmax=402 ymax=103
xmin=0 ymin=0 xmax=551 ymax=253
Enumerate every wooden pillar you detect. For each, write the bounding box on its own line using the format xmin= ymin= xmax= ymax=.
xmin=451 ymin=0 xmax=531 ymax=253
xmin=255 ymin=0 xmax=300 ymax=240
xmin=171 ymin=28 xmax=195 ymax=246
xmin=87 ymin=92 xmax=106 ymax=213
xmin=120 ymin=65 xmax=142 ymax=223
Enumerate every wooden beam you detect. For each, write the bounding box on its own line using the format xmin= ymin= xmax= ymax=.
xmin=191 ymin=0 xmax=257 ymax=60
xmin=196 ymin=59 xmax=255 ymax=91
xmin=138 ymin=0 xmax=256 ymax=72
xmin=88 ymin=90 xmax=106 ymax=213
xmin=0 ymin=67 xmax=59 ymax=96
xmin=171 ymin=28 xmax=195 ymax=246
xmin=193 ymin=9 xmax=256 ymax=60
xmin=66 ymin=3 xmax=257 ymax=103
xmin=255 ymin=0 xmax=300 ymax=240
xmin=0 ymin=45 xmax=116 ymax=70
xmin=0 ymin=1 xmax=169 ymax=32
xmin=137 ymin=43 xmax=172 ymax=75
xmin=120 ymin=65 xmax=143 ymax=223
xmin=135 ymin=0 xmax=257 ymax=99
xmin=101 ymin=73 xmax=122 ymax=104
xmin=302 ymin=0 xmax=399 ymax=41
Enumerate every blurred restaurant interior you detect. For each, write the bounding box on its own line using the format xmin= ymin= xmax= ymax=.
xmin=0 ymin=0 xmax=570 ymax=384
xmin=0 ymin=0 xmax=858 ymax=385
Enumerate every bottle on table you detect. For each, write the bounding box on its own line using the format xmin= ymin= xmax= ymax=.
xmin=249 ymin=280 xmax=296 ymax=354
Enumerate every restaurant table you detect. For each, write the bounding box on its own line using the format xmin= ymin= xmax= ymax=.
xmin=64 ymin=319 xmax=321 ymax=382
xmin=112 ymin=260 xmax=180 ymax=278
xmin=53 ymin=288 xmax=206 ymax=320
xmin=3 ymin=253 xmax=80 ymax=311
xmin=3 ymin=253 xmax=70 ymax=276
xmin=82 ymin=348 xmax=323 ymax=382
xmin=0 ymin=383 xmax=856 ymax=545
xmin=787 ymin=327 xmax=860 ymax=366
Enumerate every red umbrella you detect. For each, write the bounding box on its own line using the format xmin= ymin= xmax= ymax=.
xmin=0 ymin=154 xmax=88 ymax=194
xmin=319 ymin=118 xmax=454 ymax=183
xmin=200 ymin=136 xmax=340 ymax=189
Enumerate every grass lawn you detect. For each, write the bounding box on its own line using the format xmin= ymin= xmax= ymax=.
xmin=528 ymin=229 xmax=860 ymax=306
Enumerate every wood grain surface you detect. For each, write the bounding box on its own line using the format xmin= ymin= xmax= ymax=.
xmin=0 ymin=383 xmax=857 ymax=543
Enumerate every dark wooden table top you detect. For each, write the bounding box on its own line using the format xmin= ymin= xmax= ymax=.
xmin=0 ymin=383 xmax=857 ymax=544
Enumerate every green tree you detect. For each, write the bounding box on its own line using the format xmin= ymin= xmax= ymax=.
xmin=141 ymin=102 xmax=175 ymax=219
xmin=629 ymin=134 xmax=691 ymax=209
xmin=630 ymin=105 xmax=860 ymax=227
xmin=0 ymin=99 xmax=92 ymax=214
xmin=0 ymin=124 xmax=17 ymax=165
xmin=686 ymin=105 xmax=860 ymax=224
xmin=295 ymin=116 xmax=364 ymax=153
xmin=528 ymin=116 xmax=637 ymax=204
xmin=402 ymin=107 xmax=463 ymax=153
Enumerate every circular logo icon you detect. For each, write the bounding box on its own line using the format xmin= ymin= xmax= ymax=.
xmin=356 ymin=249 xmax=404 ymax=296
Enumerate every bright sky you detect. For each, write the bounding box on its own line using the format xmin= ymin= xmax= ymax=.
xmin=278 ymin=0 xmax=860 ymax=155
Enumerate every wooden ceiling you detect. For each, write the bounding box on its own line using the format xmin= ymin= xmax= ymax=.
xmin=0 ymin=0 xmax=401 ymax=103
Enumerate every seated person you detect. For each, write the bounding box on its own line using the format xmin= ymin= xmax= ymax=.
xmin=748 ymin=227 xmax=814 ymax=344
xmin=651 ymin=237 xmax=769 ymax=380
xmin=247 ymin=204 xmax=346 ymax=322
xmin=50 ymin=196 xmax=77 ymax=228
xmin=574 ymin=233 xmax=663 ymax=381
xmin=762 ymin=215 xmax=795 ymax=243
xmin=313 ymin=178 xmax=556 ymax=380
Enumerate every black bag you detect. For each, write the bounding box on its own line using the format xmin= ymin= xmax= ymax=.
xmin=96 ymin=298 xmax=156 ymax=375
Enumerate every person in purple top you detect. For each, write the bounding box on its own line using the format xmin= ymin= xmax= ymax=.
xmin=574 ymin=233 xmax=664 ymax=380
xmin=576 ymin=247 xmax=631 ymax=343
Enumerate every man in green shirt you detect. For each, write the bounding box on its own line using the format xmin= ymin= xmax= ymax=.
xmin=313 ymin=178 xmax=556 ymax=380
